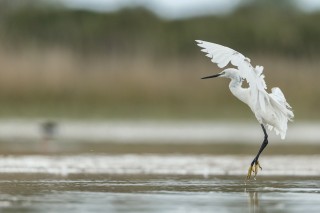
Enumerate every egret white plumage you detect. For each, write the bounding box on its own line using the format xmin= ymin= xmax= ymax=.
xmin=195 ymin=40 xmax=294 ymax=179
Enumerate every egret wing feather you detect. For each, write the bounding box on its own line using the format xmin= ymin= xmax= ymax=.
xmin=269 ymin=87 xmax=294 ymax=119
xmin=196 ymin=40 xmax=245 ymax=68
xmin=268 ymin=88 xmax=294 ymax=139
xmin=196 ymin=40 xmax=268 ymax=112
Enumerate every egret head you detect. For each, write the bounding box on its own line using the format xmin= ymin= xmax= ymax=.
xmin=201 ymin=68 xmax=240 ymax=80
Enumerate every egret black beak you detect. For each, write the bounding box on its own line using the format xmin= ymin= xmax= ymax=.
xmin=201 ymin=73 xmax=222 ymax=79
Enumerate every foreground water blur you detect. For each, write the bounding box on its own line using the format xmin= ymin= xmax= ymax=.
xmin=0 ymin=121 xmax=318 ymax=212
xmin=0 ymin=174 xmax=318 ymax=212
xmin=0 ymin=154 xmax=318 ymax=212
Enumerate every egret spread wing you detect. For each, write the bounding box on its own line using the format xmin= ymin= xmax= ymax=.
xmin=196 ymin=40 xmax=268 ymax=111
xmin=195 ymin=40 xmax=245 ymax=68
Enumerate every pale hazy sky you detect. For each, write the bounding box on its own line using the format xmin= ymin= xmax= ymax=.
xmin=56 ymin=0 xmax=320 ymax=19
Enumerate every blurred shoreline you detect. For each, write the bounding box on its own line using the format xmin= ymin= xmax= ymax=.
xmin=0 ymin=119 xmax=319 ymax=144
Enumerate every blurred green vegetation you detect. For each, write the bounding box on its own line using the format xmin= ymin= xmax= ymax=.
xmin=1 ymin=0 xmax=320 ymax=56
xmin=0 ymin=0 xmax=318 ymax=120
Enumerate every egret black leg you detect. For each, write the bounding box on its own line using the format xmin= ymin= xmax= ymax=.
xmin=247 ymin=124 xmax=268 ymax=180
xmin=251 ymin=124 xmax=268 ymax=166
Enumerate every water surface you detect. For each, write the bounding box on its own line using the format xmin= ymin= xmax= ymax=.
xmin=0 ymin=174 xmax=319 ymax=212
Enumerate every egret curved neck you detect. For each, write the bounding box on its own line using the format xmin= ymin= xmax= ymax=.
xmin=229 ymin=77 xmax=242 ymax=89
xmin=228 ymin=78 xmax=249 ymax=105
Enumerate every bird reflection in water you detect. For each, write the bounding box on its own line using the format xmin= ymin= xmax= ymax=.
xmin=247 ymin=191 xmax=260 ymax=213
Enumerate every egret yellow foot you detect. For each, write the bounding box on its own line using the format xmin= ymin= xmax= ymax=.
xmin=246 ymin=161 xmax=262 ymax=180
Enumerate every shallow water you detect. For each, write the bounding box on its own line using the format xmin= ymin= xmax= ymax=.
xmin=0 ymin=174 xmax=319 ymax=212
xmin=0 ymin=155 xmax=319 ymax=176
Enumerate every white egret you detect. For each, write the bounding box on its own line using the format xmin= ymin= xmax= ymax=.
xmin=195 ymin=40 xmax=294 ymax=179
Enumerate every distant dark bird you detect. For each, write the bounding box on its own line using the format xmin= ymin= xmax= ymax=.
xmin=41 ymin=121 xmax=57 ymax=141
